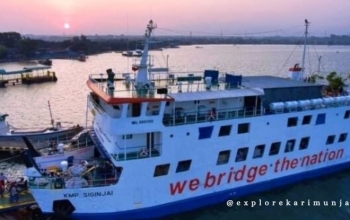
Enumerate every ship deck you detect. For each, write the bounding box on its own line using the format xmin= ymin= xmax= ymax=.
xmin=88 ymin=72 xmax=322 ymax=104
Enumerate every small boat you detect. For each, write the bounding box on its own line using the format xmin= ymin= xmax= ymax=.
xmin=132 ymin=49 xmax=143 ymax=57
xmin=38 ymin=59 xmax=52 ymax=66
xmin=0 ymin=113 xmax=83 ymax=149
xmin=77 ymin=54 xmax=86 ymax=62
xmin=0 ymin=101 xmax=84 ymax=150
xmin=121 ymin=51 xmax=133 ymax=57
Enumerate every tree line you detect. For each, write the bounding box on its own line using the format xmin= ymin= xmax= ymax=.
xmin=1 ymin=32 xmax=350 ymax=60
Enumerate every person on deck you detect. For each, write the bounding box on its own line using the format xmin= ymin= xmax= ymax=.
xmin=57 ymin=143 xmax=64 ymax=154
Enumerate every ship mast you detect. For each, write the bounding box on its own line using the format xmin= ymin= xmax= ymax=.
xmin=135 ymin=20 xmax=157 ymax=88
xmin=301 ymin=19 xmax=309 ymax=80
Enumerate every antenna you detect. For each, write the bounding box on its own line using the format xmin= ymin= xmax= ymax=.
xmin=301 ymin=19 xmax=310 ymax=80
xmin=48 ymin=100 xmax=54 ymax=128
xmin=135 ymin=20 xmax=157 ymax=87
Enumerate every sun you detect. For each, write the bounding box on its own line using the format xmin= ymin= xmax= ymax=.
xmin=64 ymin=23 xmax=70 ymax=29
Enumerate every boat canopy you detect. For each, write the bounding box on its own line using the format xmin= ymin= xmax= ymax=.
xmin=0 ymin=66 xmax=51 ymax=75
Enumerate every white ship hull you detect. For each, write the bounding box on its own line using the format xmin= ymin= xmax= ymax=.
xmin=30 ymin=105 xmax=350 ymax=219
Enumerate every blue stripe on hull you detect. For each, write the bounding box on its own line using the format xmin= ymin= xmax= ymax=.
xmin=47 ymin=161 xmax=350 ymax=220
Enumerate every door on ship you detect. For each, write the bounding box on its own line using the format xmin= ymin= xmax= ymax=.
xmin=132 ymin=103 xmax=141 ymax=117
xmin=147 ymin=132 xmax=154 ymax=149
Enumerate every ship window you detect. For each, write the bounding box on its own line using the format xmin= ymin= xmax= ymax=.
xmin=326 ymin=135 xmax=336 ymax=145
xmin=287 ymin=117 xmax=298 ymax=127
xmin=284 ymin=139 xmax=296 ymax=153
xmin=315 ymin=113 xmax=326 ymax=125
xmin=253 ymin=145 xmax=265 ymax=159
xmin=198 ymin=126 xmax=214 ymax=140
xmin=302 ymin=115 xmax=312 ymax=125
xmin=235 ymin=147 xmax=249 ymax=162
xmin=176 ymin=160 xmax=192 ymax=173
xmin=299 ymin=137 xmax=310 ymax=150
xmin=339 ymin=133 xmax=348 ymax=142
xmin=112 ymin=105 xmax=120 ymax=110
xmin=218 ymin=125 xmax=232 ymax=137
xmin=217 ymin=150 xmax=230 ymax=165
xmin=237 ymin=123 xmax=249 ymax=134
xmin=122 ymin=134 xmax=133 ymax=139
xmin=344 ymin=110 xmax=350 ymax=119
xmin=269 ymin=142 xmax=281 ymax=156
xmin=154 ymin=164 xmax=170 ymax=177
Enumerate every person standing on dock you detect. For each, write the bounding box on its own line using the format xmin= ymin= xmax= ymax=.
xmin=8 ymin=182 xmax=19 ymax=203
xmin=0 ymin=179 xmax=4 ymax=198
xmin=0 ymin=173 xmax=7 ymax=198
xmin=0 ymin=173 xmax=7 ymax=185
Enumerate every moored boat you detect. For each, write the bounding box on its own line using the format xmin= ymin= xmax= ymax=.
xmin=38 ymin=59 xmax=52 ymax=66
xmin=0 ymin=113 xmax=83 ymax=150
xmin=24 ymin=20 xmax=350 ymax=220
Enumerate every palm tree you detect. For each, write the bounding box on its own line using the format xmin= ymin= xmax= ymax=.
xmin=324 ymin=71 xmax=347 ymax=96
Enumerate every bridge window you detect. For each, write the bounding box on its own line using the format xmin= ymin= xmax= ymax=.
xmin=176 ymin=160 xmax=192 ymax=173
xmin=302 ymin=115 xmax=312 ymax=125
xmin=339 ymin=133 xmax=348 ymax=143
xmin=284 ymin=139 xmax=296 ymax=153
xmin=253 ymin=144 xmax=265 ymax=158
xmin=237 ymin=123 xmax=249 ymax=134
xmin=146 ymin=102 xmax=161 ymax=116
xmin=235 ymin=147 xmax=248 ymax=162
xmin=287 ymin=117 xmax=298 ymax=127
xmin=326 ymin=135 xmax=336 ymax=145
xmin=269 ymin=142 xmax=281 ymax=156
xmin=154 ymin=164 xmax=170 ymax=177
xmin=112 ymin=105 xmax=120 ymax=110
xmin=217 ymin=150 xmax=230 ymax=165
xmin=299 ymin=137 xmax=310 ymax=150
xmin=218 ymin=125 xmax=232 ymax=137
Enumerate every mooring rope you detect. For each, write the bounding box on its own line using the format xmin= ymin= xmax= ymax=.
xmin=0 ymin=154 xmax=21 ymax=162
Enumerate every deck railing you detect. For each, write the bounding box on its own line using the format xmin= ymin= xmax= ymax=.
xmin=28 ymin=158 xmax=120 ymax=190
xmin=88 ymin=72 xmax=242 ymax=99
xmin=38 ymin=136 xmax=93 ymax=158
xmin=163 ymin=106 xmax=263 ymax=126
xmin=88 ymin=94 xmax=105 ymax=114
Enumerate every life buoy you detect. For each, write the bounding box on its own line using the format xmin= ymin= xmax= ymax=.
xmin=139 ymin=148 xmax=148 ymax=157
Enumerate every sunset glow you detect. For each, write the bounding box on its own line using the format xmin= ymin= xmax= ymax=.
xmin=0 ymin=0 xmax=349 ymax=36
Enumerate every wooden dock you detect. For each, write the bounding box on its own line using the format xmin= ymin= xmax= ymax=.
xmin=0 ymin=190 xmax=37 ymax=217
xmin=0 ymin=66 xmax=57 ymax=88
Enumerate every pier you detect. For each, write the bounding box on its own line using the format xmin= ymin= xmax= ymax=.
xmin=0 ymin=190 xmax=37 ymax=219
xmin=0 ymin=66 xmax=57 ymax=88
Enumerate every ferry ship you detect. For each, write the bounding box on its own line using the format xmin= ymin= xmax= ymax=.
xmin=24 ymin=20 xmax=350 ymax=219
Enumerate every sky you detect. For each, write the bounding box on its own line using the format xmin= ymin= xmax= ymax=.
xmin=0 ymin=0 xmax=349 ymax=37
